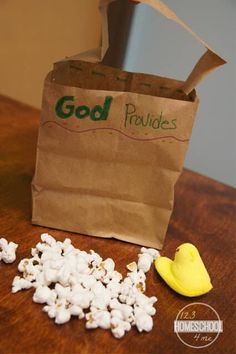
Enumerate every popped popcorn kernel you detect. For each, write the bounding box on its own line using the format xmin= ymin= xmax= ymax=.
xmin=12 ymin=233 xmax=159 ymax=338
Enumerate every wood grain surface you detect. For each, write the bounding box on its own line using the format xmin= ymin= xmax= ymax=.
xmin=0 ymin=94 xmax=235 ymax=354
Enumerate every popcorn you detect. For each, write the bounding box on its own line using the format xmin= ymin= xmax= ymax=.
xmin=0 ymin=237 xmax=18 ymax=264
xmin=101 ymin=258 xmax=115 ymax=273
xmin=81 ymin=274 xmax=97 ymax=289
xmin=69 ymin=305 xmax=84 ymax=318
xmin=41 ymin=233 xmax=57 ymax=247
xmin=137 ymin=253 xmax=153 ymax=273
xmin=86 ymin=310 xmax=111 ymax=330
xmin=91 ymin=291 xmax=111 ymax=311
xmin=44 ymin=268 xmax=58 ymax=283
xmin=55 ymin=283 xmax=71 ymax=299
xmin=12 ymin=276 xmax=32 ymax=293
xmin=33 ymin=285 xmax=54 ymax=304
xmin=69 ymin=289 xmax=93 ymax=309
xmin=12 ymin=233 xmax=160 ymax=338
xmin=106 ymin=279 xmax=121 ymax=298
xmin=111 ymin=317 xmax=131 ymax=338
xmin=127 ymin=270 xmax=146 ymax=293
xmin=140 ymin=247 xmax=160 ymax=260
xmin=111 ymin=270 xmax=123 ymax=282
xmin=134 ymin=307 xmax=154 ymax=333
xmin=55 ymin=307 xmax=71 ymax=324
xmin=94 ymin=310 xmax=111 ymax=329
xmin=135 ymin=293 xmax=157 ymax=316
xmin=126 ymin=261 xmax=137 ymax=272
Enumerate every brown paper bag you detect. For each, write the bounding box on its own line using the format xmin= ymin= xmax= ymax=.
xmin=32 ymin=0 xmax=225 ymax=249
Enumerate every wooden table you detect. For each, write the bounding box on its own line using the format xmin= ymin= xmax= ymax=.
xmin=0 ymin=95 xmax=235 ymax=354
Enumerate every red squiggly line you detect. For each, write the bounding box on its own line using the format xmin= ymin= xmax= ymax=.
xmin=42 ymin=120 xmax=189 ymax=142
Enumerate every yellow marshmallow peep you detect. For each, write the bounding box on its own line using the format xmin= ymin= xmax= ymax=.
xmin=155 ymin=243 xmax=213 ymax=297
